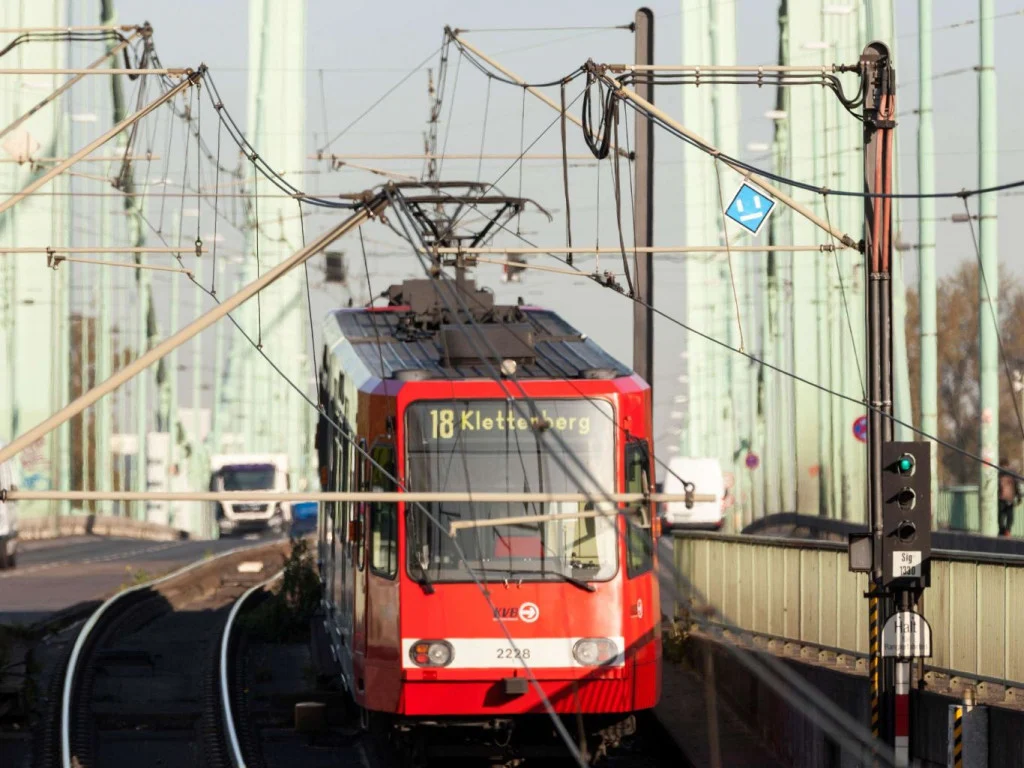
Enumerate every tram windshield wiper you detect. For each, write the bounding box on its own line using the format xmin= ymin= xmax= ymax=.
xmin=477 ymin=566 xmax=596 ymax=593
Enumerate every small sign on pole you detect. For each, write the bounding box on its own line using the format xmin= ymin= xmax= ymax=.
xmin=724 ymin=182 xmax=776 ymax=236
xmin=881 ymin=610 xmax=932 ymax=659
xmin=853 ymin=415 xmax=868 ymax=443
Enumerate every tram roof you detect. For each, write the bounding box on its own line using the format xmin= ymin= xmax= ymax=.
xmin=324 ymin=305 xmax=633 ymax=382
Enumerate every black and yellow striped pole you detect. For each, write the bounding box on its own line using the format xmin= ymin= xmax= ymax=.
xmin=951 ymin=705 xmax=963 ymax=768
xmin=869 ymin=594 xmax=880 ymax=739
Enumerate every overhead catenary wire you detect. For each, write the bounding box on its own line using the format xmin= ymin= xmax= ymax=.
xmin=611 ymin=80 xmax=1024 ymax=201
xmin=316 ymin=45 xmax=443 ymax=155
xmin=411 ymin=158 xmax=1024 ymax=489
xmin=387 ymin=190 xmax=891 ymax=764
xmin=453 ymin=24 xmax=634 ymax=33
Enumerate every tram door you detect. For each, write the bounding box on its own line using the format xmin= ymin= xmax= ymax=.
xmin=348 ymin=438 xmax=368 ymax=695
xmin=331 ymin=430 xmax=349 ymax=643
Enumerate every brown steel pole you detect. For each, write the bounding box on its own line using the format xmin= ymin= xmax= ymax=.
xmin=862 ymin=40 xmax=896 ymax=752
xmin=633 ymin=7 xmax=655 ymax=392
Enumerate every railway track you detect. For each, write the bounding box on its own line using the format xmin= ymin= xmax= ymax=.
xmin=23 ymin=537 xmax=689 ymax=768
xmin=32 ymin=541 xmax=288 ymax=768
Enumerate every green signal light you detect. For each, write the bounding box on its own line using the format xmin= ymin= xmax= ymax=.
xmin=896 ymin=454 xmax=915 ymax=474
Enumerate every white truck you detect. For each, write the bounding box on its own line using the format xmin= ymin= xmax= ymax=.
xmin=660 ymin=456 xmax=725 ymax=532
xmin=209 ymin=453 xmax=291 ymax=536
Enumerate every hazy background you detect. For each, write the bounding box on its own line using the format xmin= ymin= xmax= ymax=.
xmin=104 ymin=0 xmax=1024 ymax=457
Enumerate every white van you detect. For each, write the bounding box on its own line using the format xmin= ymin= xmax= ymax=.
xmin=0 ymin=441 xmax=19 ymax=569
xmin=661 ymin=456 xmax=725 ymax=531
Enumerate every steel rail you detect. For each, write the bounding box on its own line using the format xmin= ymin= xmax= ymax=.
xmin=220 ymin=570 xmax=283 ymax=768
xmin=60 ymin=543 xmax=274 ymax=768
xmin=7 ymin=490 xmax=717 ymax=503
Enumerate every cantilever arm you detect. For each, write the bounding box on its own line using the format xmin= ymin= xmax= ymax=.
xmin=595 ymin=67 xmax=859 ymax=250
xmin=450 ymin=32 xmax=630 ymax=160
xmin=0 ymin=196 xmax=389 ymax=467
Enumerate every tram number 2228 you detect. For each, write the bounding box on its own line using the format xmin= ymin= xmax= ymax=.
xmin=496 ymin=647 xmax=531 ymax=660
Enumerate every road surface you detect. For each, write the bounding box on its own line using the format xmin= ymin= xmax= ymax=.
xmin=0 ymin=531 xmax=285 ymax=627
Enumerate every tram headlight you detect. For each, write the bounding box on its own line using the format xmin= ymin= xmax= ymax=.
xmin=409 ymin=640 xmax=454 ymax=668
xmin=572 ymin=638 xmax=618 ymax=666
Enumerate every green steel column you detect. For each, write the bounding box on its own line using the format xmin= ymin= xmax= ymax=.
xmin=168 ymin=213 xmax=181 ymax=526
xmin=708 ymin=0 xmax=742 ymax=528
xmin=58 ymin=115 xmax=71 ymax=518
xmin=747 ymin=253 xmax=762 ymax=521
xmin=191 ymin=248 xmax=202 ymax=532
xmin=918 ymin=0 xmax=939 ymax=518
xmin=246 ymin=0 xmax=307 ymax=479
xmin=978 ymin=0 xmax=999 ymax=534
xmin=823 ymin=6 xmax=841 ymax=520
xmin=95 ymin=178 xmax=111 ymax=512
xmin=210 ymin=255 xmax=225 ymax=455
xmin=762 ymin=3 xmax=790 ymax=515
xmin=809 ymin=34 xmax=830 ymax=518
xmin=96 ymin=0 xmax=116 ymax=514
xmin=135 ymin=259 xmax=148 ymax=518
xmin=845 ymin=2 xmax=867 ymax=522
xmin=245 ymin=0 xmax=270 ymax=454
xmin=789 ymin=0 xmax=825 ymax=516
xmin=83 ymin=283 xmax=92 ymax=495
xmin=681 ymin=0 xmax=713 ymax=462
xmin=3 ymin=0 xmax=65 ymax=521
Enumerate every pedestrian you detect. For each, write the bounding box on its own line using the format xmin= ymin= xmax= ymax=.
xmin=997 ymin=458 xmax=1021 ymax=537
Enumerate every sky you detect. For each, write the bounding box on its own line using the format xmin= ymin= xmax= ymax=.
xmin=95 ymin=0 xmax=1024 ymax=457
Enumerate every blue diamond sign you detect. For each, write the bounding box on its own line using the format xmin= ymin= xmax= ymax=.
xmin=725 ymin=182 xmax=776 ymax=235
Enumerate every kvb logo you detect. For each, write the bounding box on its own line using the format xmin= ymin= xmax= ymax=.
xmin=492 ymin=602 xmax=540 ymax=623
xmin=493 ymin=606 xmax=520 ymax=621
xmin=518 ymin=602 xmax=539 ymax=623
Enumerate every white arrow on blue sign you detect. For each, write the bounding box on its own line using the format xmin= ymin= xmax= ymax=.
xmin=724 ymin=181 xmax=776 ymax=235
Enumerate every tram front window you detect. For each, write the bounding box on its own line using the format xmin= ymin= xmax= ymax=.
xmin=404 ymin=400 xmax=617 ymax=584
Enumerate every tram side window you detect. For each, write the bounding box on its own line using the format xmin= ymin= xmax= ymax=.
xmin=368 ymin=443 xmax=398 ymax=579
xmin=625 ymin=440 xmax=654 ymax=577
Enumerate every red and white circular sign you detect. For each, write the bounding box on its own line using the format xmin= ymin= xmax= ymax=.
xmin=519 ymin=602 xmax=539 ymax=623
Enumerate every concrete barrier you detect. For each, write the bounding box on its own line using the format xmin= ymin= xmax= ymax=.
xmin=17 ymin=514 xmax=189 ymax=542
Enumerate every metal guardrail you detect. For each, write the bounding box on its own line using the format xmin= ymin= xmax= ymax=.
xmin=671 ymin=532 xmax=1024 ymax=688
xmin=741 ymin=512 xmax=1024 ymax=557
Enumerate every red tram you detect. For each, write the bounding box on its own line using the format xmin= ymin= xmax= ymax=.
xmin=314 ymin=278 xmax=662 ymax=755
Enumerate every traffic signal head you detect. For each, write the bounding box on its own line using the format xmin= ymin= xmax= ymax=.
xmin=896 ymin=454 xmax=915 ymax=475
xmin=881 ymin=441 xmax=932 ymax=588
